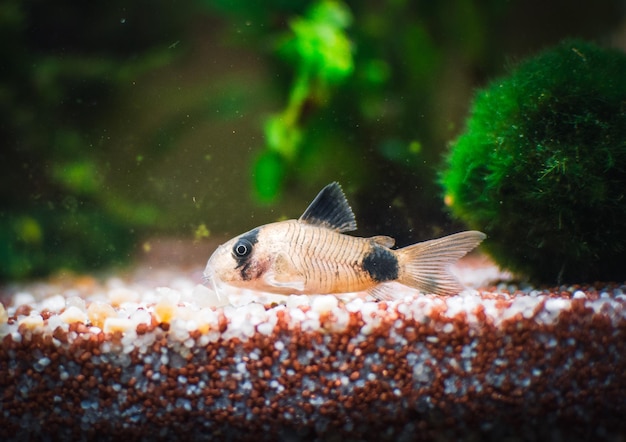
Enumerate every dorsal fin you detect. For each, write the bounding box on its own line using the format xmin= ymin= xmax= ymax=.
xmin=298 ymin=182 xmax=357 ymax=232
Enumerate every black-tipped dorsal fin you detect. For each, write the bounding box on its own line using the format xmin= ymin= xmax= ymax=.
xmin=298 ymin=182 xmax=357 ymax=232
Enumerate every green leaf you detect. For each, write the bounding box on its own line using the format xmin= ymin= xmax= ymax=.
xmin=288 ymin=1 xmax=354 ymax=84
xmin=264 ymin=114 xmax=302 ymax=159
xmin=52 ymin=160 xmax=102 ymax=195
xmin=253 ymin=151 xmax=286 ymax=203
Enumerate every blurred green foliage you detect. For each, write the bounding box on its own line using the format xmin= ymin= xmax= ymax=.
xmin=0 ymin=0 xmax=193 ymax=279
xmin=256 ymin=1 xmax=353 ymax=200
xmin=2 ymin=0 xmax=623 ymax=280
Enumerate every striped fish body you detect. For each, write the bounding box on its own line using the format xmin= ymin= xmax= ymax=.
xmin=204 ymin=182 xmax=486 ymax=299
xmin=231 ymin=220 xmax=395 ymax=294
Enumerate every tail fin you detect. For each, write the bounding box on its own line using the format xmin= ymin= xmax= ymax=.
xmin=396 ymin=230 xmax=486 ymax=295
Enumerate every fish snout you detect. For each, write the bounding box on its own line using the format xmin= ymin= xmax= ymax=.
xmin=203 ymin=243 xmax=235 ymax=288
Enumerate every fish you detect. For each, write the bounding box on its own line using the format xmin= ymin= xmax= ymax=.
xmin=203 ymin=182 xmax=486 ymax=300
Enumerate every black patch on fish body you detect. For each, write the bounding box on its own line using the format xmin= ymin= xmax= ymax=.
xmin=361 ymin=245 xmax=399 ymax=283
xmin=240 ymin=228 xmax=260 ymax=247
xmin=233 ymin=228 xmax=260 ymax=280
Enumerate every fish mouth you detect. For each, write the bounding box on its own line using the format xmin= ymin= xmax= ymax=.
xmin=201 ymin=270 xmax=214 ymax=288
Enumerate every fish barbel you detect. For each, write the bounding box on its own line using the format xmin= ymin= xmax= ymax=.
xmin=204 ymin=182 xmax=485 ymax=300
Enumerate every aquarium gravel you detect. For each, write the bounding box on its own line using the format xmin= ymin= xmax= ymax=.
xmin=1 ymin=259 xmax=626 ymax=441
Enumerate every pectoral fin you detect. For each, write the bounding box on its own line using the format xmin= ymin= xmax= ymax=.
xmin=366 ymin=282 xmax=401 ymax=301
xmin=264 ymin=253 xmax=306 ymax=292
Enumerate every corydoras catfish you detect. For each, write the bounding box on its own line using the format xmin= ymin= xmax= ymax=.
xmin=204 ymin=182 xmax=485 ymax=300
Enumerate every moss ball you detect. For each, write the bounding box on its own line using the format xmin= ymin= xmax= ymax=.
xmin=441 ymin=40 xmax=626 ymax=284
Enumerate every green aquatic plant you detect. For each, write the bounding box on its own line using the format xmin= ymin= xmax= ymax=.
xmin=254 ymin=0 xmax=354 ymax=202
xmin=441 ymin=40 xmax=626 ymax=283
xmin=0 ymin=0 xmax=190 ymax=280
xmin=206 ymin=0 xmax=505 ymax=242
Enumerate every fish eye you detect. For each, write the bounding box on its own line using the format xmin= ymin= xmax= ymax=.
xmin=232 ymin=239 xmax=252 ymax=259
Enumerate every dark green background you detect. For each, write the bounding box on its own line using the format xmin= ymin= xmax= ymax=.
xmin=1 ymin=0 xmax=623 ymax=279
